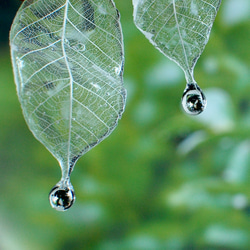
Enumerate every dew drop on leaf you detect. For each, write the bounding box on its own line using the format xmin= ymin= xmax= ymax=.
xmin=10 ymin=0 xmax=125 ymax=210
xmin=132 ymin=0 xmax=221 ymax=115
xmin=182 ymin=83 xmax=206 ymax=115
xmin=49 ymin=179 xmax=75 ymax=211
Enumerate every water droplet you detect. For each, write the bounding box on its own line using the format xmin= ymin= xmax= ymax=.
xmin=98 ymin=6 xmax=107 ymax=15
xmin=76 ymin=43 xmax=85 ymax=51
xmin=90 ymin=82 xmax=101 ymax=91
xmin=182 ymin=83 xmax=206 ymax=115
xmin=114 ymin=66 xmax=121 ymax=75
xmin=49 ymin=180 xmax=75 ymax=211
xmin=17 ymin=58 xmax=24 ymax=69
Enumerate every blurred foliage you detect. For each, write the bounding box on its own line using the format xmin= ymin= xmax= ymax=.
xmin=0 ymin=0 xmax=249 ymax=249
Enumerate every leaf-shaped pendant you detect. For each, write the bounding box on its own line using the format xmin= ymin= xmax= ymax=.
xmin=10 ymin=0 xmax=125 ymax=211
xmin=133 ymin=0 xmax=221 ymax=115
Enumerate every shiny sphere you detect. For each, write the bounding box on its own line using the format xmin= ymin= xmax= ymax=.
xmin=49 ymin=186 xmax=75 ymax=211
xmin=182 ymin=84 xmax=206 ymax=115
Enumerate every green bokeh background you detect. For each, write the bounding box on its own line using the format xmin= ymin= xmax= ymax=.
xmin=0 ymin=0 xmax=249 ymax=249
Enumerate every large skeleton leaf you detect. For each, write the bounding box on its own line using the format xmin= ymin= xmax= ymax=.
xmin=10 ymin=0 xmax=125 ymax=211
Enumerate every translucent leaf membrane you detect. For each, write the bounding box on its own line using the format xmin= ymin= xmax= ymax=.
xmin=10 ymin=0 xmax=125 ymax=211
xmin=133 ymin=0 xmax=221 ymax=114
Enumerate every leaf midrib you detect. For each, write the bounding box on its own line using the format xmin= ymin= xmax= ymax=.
xmin=61 ymin=0 xmax=73 ymax=169
xmin=172 ymin=0 xmax=190 ymax=77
